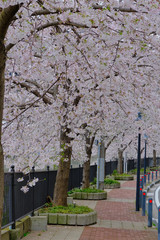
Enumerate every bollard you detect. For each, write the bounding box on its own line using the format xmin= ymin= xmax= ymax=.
xmin=140 ymin=178 xmax=142 ymax=189
xmin=148 ymin=173 xmax=150 ymax=183
xmin=139 ymin=187 xmax=142 ymax=208
xmin=142 ymin=191 xmax=146 ymax=216
xmin=141 ymin=176 xmax=144 ymax=188
xmin=144 ymin=174 xmax=146 ymax=186
xmin=152 ymin=171 xmax=154 ymax=182
xmin=148 ymin=198 xmax=152 ymax=227
xmin=158 ymin=206 xmax=160 ymax=240
xmin=156 ymin=170 xmax=158 ymax=179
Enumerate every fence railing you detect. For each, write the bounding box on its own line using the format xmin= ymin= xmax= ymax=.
xmin=2 ymin=157 xmax=156 ymax=229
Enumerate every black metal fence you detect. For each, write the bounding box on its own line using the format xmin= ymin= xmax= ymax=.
xmin=2 ymin=158 xmax=158 ymax=229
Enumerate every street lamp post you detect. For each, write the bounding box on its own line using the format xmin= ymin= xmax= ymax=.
xmin=136 ymin=129 xmax=141 ymax=211
xmin=144 ymin=134 xmax=148 ymax=186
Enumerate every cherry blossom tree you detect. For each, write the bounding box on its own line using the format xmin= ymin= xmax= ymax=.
xmin=0 ymin=1 xmax=160 ymax=235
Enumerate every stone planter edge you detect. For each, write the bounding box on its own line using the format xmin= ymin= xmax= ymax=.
xmin=45 ymin=211 xmax=97 ymax=226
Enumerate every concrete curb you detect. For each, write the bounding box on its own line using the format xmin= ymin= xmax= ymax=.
xmin=69 ymin=192 xmax=107 ymax=200
xmin=114 ymin=176 xmax=134 ymax=181
xmin=104 ymin=183 xmax=120 ymax=189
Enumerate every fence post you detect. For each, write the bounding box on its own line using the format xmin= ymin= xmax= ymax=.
xmin=142 ymin=190 xmax=146 ymax=216
xmin=47 ymin=166 xmax=50 ymax=196
xmin=152 ymin=171 xmax=154 ymax=182
xmin=32 ymin=166 xmax=35 ymax=216
xmin=158 ymin=206 xmax=160 ymax=240
xmin=148 ymin=198 xmax=152 ymax=227
xmin=71 ymin=165 xmax=73 ymax=190
xmin=78 ymin=164 xmax=81 ymax=188
xmin=11 ymin=165 xmax=15 ymax=229
xmin=148 ymin=173 xmax=150 ymax=183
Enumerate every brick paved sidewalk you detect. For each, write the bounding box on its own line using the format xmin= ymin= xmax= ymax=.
xmin=79 ymin=180 xmax=158 ymax=240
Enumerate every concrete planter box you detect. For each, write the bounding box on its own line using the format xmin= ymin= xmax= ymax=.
xmin=67 ymin=214 xmax=77 ymax=225
xmin=16 ymin=222 xmax=23 ymax=238
xmin=67 ymin=197 xmax=73 ymax=205
xmin=81 ymin=192 xmax=88 ymax=199
xmin=20 ymin=216 xmax=31 ymax=234
xmin=48 ymin=213 xmax=58 ymax=224
xmin=2 ymin=229 xmax=10 ymax=240
xmin=114 ymin=176 xmax=134 ymax=181
xmin=57 ymin=214 xmax=67 ymax=225
xmin=43 ymin=211 xmax=97 ymax=226
xmin=31 ymin=216 xmax=47 ymax=231
xmin=71 ymin=191 xmax=107 ymax=200
xmin=104 ymin=183 xmax=120 ymax=189
xmin=88 ymin=193 xmax=94 ymax=200
xmin=39 ymin=212 xmax=49 ymax=222
xmin=75 ymin=192 xmax=82 ymax=199
xmin=68 ymin=193 xmax=75 ymax=198
xmin=10 ymin=229 xmax=20 ymax=240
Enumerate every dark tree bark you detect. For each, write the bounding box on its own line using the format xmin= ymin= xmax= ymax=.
xmin=117 ymin=148 xmax=123 ymax=174
xmin=53 ymin=127 xmax=72 ymax=206
xmin=82 ymin=133 xmax=95 ymax=189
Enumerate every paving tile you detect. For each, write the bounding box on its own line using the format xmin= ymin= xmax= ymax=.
xmin=80 ymin=227 xmax=157 ymax=240
xmin=108 ymin=188 xmax=136 ymax=199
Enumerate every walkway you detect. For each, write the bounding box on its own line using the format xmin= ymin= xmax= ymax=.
xmin=24 ymin=179 xmax=158 ymax=240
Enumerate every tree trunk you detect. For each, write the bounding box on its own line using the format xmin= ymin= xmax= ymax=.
xmin=82 ymin=159 xmax=90 ymax=189
xmin=153 ymin=149 xmax=156 ymax=167
xmin=0 ymin=5 xmax=21 ymax=236
xmin=0 ymin=26 xmax=7 ymax=239
xmin=82 ymin=134 xmax=95 ymax=189
xmin=53 ymin=128 xmax=72 ymax=206
xmin=117 ymin=149 xmax=123 ymax=174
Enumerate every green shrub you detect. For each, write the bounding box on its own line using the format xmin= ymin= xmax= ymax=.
xmin=68 ymin=187 xmax=104 ymax=195
xmin=104 ymin=178 xmax=120 ymax=185
xmin=116 ymin=173 xmax=131 ymax=177
xmin=90 ymin=177 xmax=97 ymax=185
xmin=112 ymin=170 xmax=118 ymax=175
xmin=40 ymin=204 xmax=93 ymax=214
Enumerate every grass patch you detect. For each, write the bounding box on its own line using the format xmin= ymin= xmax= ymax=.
xmin=114 ymin=173 xmax=132 ymax=177
xmin=90 ymin=177 xmax=119 ymax=185
xmin=104 ymin=178 xmax=120 ymax=185
xmin=40 ymin=204 xmax=93 ymax=214
xmin=68 ymin=188 xmax=104 ymax=195
xmin=112 ymin=170 xmax=131 ymax=176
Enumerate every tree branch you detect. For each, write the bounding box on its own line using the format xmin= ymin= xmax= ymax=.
xmin=3 ymin=74 xmax=63 ymax=132
xmin=0 ymin=4 xmax=22 ymax=41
